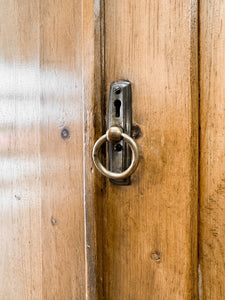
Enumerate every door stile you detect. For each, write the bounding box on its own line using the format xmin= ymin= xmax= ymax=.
xmin=82 ymin=0 xmax=105 ymax=299
xmin=199 ymin=0 xmax=225 ymax=298
xmin=103 ymin=0 xmax=199 ymax=298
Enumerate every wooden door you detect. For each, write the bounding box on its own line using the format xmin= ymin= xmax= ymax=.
xmin=0 ymin=0 xmax=86 ymax=298
xmin=102 ymin=1 xmax=198 ymax=299
xmin=199 ymin=1 xmax=225 ymax=299
xmin=1 ymin=0 xmax=224 ymax=299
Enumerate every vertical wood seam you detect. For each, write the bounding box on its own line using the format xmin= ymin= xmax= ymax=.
xmin=189 ymin=0 xmax=199 ymax=297
xmin=82 ymin=0 xmax=105 ymax=298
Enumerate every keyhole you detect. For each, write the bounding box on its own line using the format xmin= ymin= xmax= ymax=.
xmin=114 ymin=99 xmax=121 ymax=117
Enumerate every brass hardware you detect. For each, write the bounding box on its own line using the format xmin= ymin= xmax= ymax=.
xmin=92 ymin=127 xmax=139 ymax=180
xmin=106 ymin=126 xmax=122 ymax=143
xmin=92 ymin=80 xmax=139 ymax=183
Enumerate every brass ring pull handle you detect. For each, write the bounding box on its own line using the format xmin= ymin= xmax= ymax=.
xmin=92 ymin=127 xmax=139 ymax=180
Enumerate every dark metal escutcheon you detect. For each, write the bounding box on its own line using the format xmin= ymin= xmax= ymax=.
xmin=108 ymin=80 xmax=132 ymax=185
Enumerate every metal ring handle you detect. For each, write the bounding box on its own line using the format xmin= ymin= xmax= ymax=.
xmin=92 ymin=127 xmax=139 ymax=180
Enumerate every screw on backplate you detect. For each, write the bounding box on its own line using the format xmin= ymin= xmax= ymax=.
xmin=113 ymin=86 xmax=121 ymax=94
xmin=114 ymin=143 xmax=123 ymax=152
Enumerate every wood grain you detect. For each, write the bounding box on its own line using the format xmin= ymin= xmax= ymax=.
xmin=103 ymin=0 xmax=199 ymax=298
xmin=199 ymin=1 xmax=225 ymax=298
xmin=0 ymin=0 xmax=200 ymax=298
xmin=82 ymin=0 xmax=105 ymax=299
xmin=0 ymin=0 xmax=86 ymax=298
xmin=0 ymin=1 xmax=42 ymax=299
xmin=40 ymin=0 xmax=86 ymax=298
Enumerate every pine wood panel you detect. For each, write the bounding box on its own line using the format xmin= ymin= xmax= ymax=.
xmin=0 ymin=0 xmax=86 ymax=298
xmin=0 ymin=1 xmax=42 ymax=299
xmin=199 ymin=1 xmax=225 ymax=298
xmin=103 ymin=0 xmax=199 ymax=299
xmin=40 ymin=0 xmax=85 ymax=298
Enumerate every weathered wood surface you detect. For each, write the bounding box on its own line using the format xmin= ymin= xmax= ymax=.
xmin=0 ymin=1 xmax=42 ymax=298
xmin=82 ymin=0 xmax=105 ymax=299
xmin=103 ymin=0 xmax=199 ymax=298
xmin=199 ymin=1 xmax=225 ymax=298
xmin=0 ymin=0 xmax=86 ymax=298
xmin=0 ymin=0 xmax=201 ymax=299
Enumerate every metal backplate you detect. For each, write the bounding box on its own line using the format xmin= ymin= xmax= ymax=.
xmin=108 ymin=80 xmax=132 ymax=185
